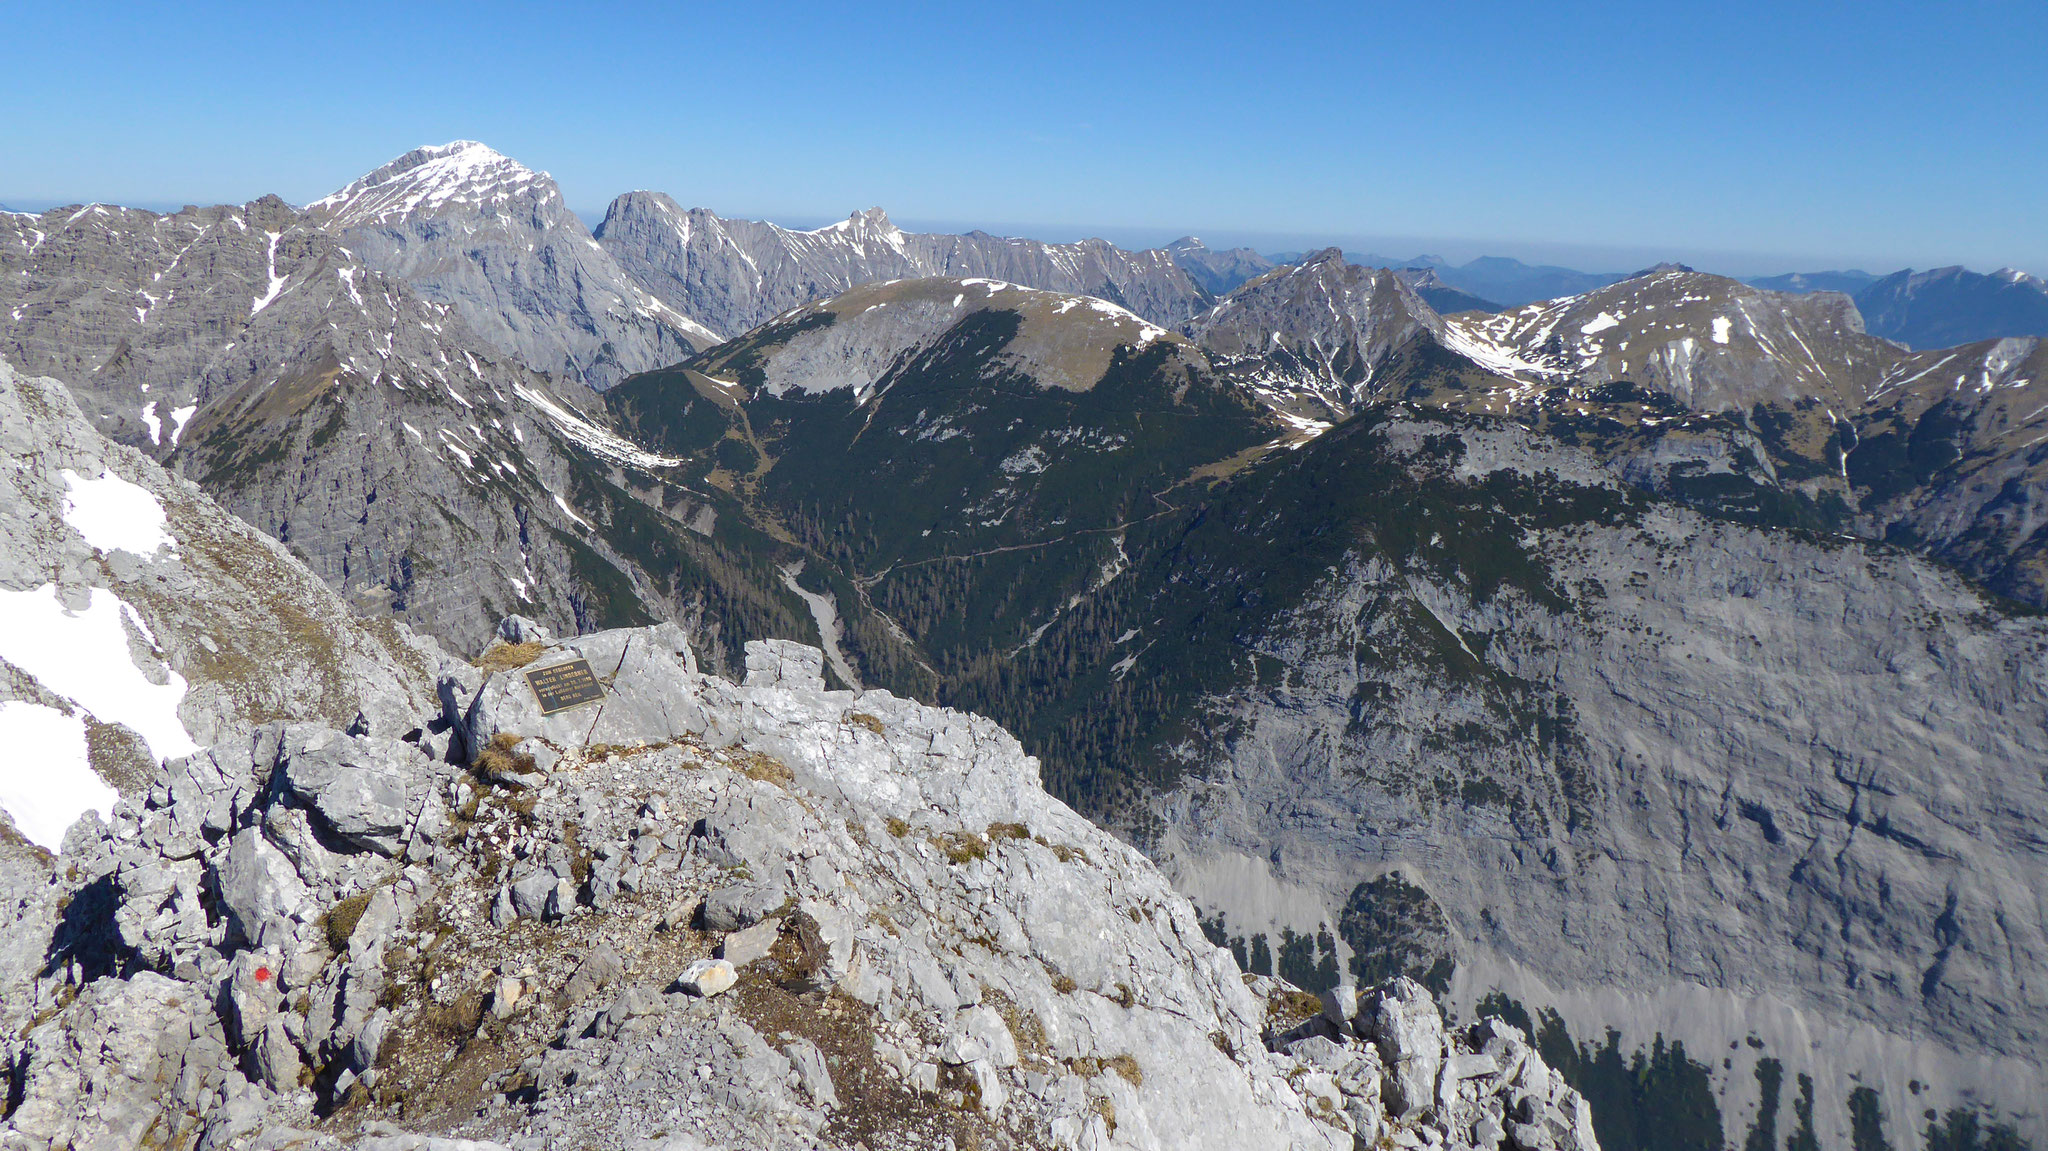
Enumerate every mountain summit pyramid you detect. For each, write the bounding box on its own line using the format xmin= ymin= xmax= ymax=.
xmin=309 ymin=140 xmax=715 ymax=388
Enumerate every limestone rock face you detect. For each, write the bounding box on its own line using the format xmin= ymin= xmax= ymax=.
xmin=3 ymin=972 xmax=239 ymax=1149
xmin=307 ymin=142 xmax=711 ymax=389
xmin=0 ymin=194 xmax=310 ymax=450
xmin=1128 ymin=413 xmax=2048 ymax=1142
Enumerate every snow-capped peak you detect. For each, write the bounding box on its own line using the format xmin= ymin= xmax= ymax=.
xmin=308 ymin=140 xmax=555 ymax=228
xmin=812 ymin=206 xmax=896 ymax=234
xmin=806 ymin=207 xmax=904 ymax=246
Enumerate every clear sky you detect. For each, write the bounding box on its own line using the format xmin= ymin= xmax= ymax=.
xmin=4 ymin=0 xmax=2043 ymax=276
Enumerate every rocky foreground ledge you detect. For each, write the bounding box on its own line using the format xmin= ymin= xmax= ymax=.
xmin=1 ymin=615 xmax=1595 ymax=1151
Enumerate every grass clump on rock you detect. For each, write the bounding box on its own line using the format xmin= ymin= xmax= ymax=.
xmin=473 ymin=640 xmax=546 ymax=673
xmin=472 ymin=732 xmax=538 ymax=781
xmin=930 ymin=831 xmax=988 ymax=865
xmin=323 ymin=891 xmax=373 ymax=953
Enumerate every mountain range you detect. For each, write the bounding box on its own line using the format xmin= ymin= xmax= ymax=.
xmin=2 ymin=355 xmax=1512 ymax=1149
xmin=5 ymin=139 xmax=2047 ymax=1150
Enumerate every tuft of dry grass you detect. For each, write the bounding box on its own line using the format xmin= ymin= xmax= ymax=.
xmin=584 ymin=740 xmax=673 ymax=761
xmin=929 ymin=831 xmax=988 ymax=865
xmin=1032 ymin=835 xmax=1088 ymax=865
xmin=730 ymin=980 xmax=1004 ymax=1149
xmin=982 ymin=989 xmax=1050 ymax=1063
xmin=1265 ymin=986 xmax=1325 ymax=1030
xmin=844 ymin=711 xmax=885 ymax=735
xmin=1091 ymin=1096 xmax=1117 ymax=1135
xmin=561 ymin=823 xmax=594 ymax=886
xmin=473 ymin=732 xmax=539 ymax=781
xmin=472 ymin=641 xmax=546 ymax=673
xmin=732 ymin=749 xmax=794 ymax=788
xmin=1067 ymin=1053 xmax=1143 ymax=1086
xmin=323 ymin=891 xmax=372 ymax=953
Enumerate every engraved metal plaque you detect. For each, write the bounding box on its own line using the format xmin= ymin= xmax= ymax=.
xmin=526 ymin=658 xmax=606 ymax=716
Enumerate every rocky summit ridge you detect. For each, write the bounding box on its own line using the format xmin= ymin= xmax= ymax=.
xmin=0 ymin=368 xmax=1586 ymax=1149
xmin=594 ymin=192 xmax=1213 ymax=343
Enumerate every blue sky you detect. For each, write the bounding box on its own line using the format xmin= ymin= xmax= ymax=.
xmin=4 ymin=1 xmax=2043 ymax=275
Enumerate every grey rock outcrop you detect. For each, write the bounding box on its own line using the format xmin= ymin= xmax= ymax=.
xmin=459 ymin=622 xmax=706 ymax=749
xmin=3 ymin=971 xmax=241 ymax=1148
xmin=1370 ymin=978 xmax=1445 ymax=1116
xmin=276 ymin=726 xmax=437 ymax=856
xmin=1264 ymin=978 xmax=1597 ymax=1150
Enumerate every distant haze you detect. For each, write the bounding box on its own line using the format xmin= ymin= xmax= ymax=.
xmin=0 ymin=194 xmax=2017 ymax=285
xmin=3 ymin=2 xmax=2042 ymax=278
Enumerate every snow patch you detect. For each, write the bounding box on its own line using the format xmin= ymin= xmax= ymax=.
xmin=551 ymin=491 xmax=592 ymax=530
xmin=1579 ymin=313 xmax=1621 ymax=335
xmin=0 ymin=584 xmax=199 ymax=765
xmin=1711 ymin=316 xmax=1733 ymax=345
xmin=513 ymin=384 xmax=684 ymax=471
xmin=0 ymin=701 xmax=113 ymax=851
xmin=249 ymin=231 xmax=287 ymax=315
xmin=61 ymin=468 xmax=174 ymax=558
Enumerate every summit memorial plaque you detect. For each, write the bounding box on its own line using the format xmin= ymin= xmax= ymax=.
xmin=526 ymin=658 xmax=606 ymax=715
